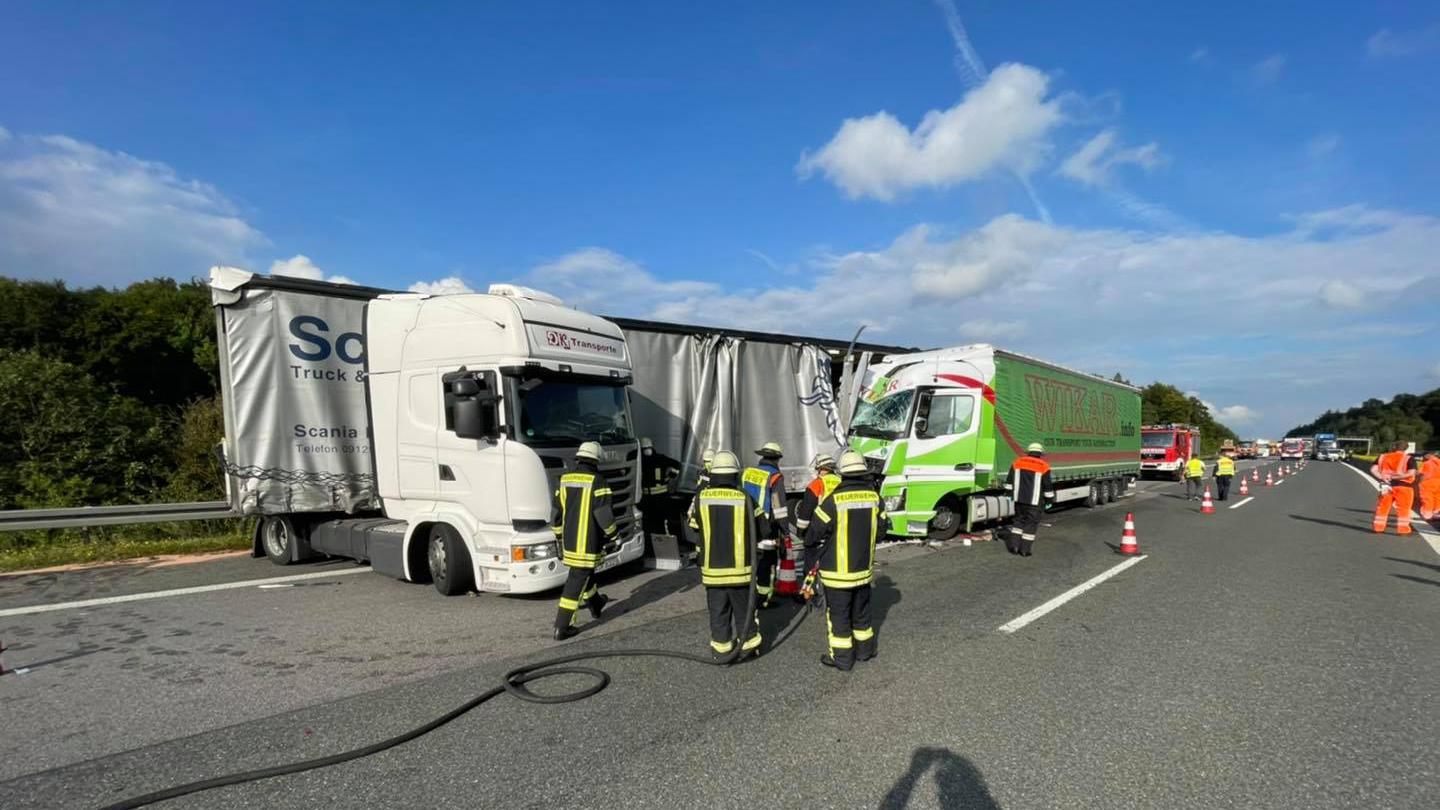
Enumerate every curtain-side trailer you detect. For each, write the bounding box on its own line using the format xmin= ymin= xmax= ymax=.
xmin=212 ymin=268 xmax=644 ymax=596
xmin=847 ymin=345 xmax=1141 ymax=539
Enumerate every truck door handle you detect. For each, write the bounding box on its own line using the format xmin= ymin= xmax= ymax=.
xmin=954 ymin=463 xmax=974 ymax=471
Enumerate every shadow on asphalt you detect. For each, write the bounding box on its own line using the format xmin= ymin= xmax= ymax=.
xmin=879 ymin=746 xmax=1002 ymax=809
xmin=590 ymin=566 xmax=701 ymax=628
xmin=871 ymin=574 xmax=902 ymax=632
xmin=1287 ymin=514 xmax=1373 ymax=535
xmin=1384 ymin=557 xmax=1440 ymax=575
xmin=1391 ymin=574 xmax=1440 ymax=589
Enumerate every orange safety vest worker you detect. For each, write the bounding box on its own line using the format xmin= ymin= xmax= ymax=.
xmin=1371 ymin=449 xmax=1418 ymax=535
xmin=1419 ymin=453 xmax=1440 ymax=521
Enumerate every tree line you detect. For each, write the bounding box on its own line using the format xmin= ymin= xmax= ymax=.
xmin=1286 ymin=389 xmax=1440 ymax=451
xmin=1110 ymin=376 xmax=1241 ymax=456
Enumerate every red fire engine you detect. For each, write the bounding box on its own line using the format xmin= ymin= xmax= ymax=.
xmin=1140 ymin=424 xmax=1201 ymax=481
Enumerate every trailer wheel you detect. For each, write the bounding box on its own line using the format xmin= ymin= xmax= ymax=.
xmin=1101 ymin=479 xmax=1115 ymax=504
xmin=261 ymin=515 xmax=299 ymax=565
xmin=928 ymin=498 xmax=964 ymax=541
xmin=1085 ymin=483 xmax=1100 ymax=509
xmin=427 ymin=525 xmax=473 ymax=596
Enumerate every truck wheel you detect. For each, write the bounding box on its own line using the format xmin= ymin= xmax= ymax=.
xmin=427 ymin=525 xmax=474 ymax=596
xmin=928 ymin=500 xmax=963 ymax=541
xmin=261 ymin=515 xmax=298 ymax=566
xmin=1085 ymin=483 xmax=1100 ymax=509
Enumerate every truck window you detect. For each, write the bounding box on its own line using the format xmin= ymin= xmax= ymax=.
xmin=1141 ymin=432 xmax=1174 ymax=448
xmin=516 ymin=378 xmax=634 ymax=447
xmin=851 ymin=390 xmax=915 ymax=440
xmin=925 ymin=394 xmax=975 ymax=436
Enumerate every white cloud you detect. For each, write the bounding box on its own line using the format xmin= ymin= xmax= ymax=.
xmin=1305 ymin=134 xmax=1342 ymax=159
xmin=1250 ymin=54 xmax=1287 ymax=85
xmin=1367 ymin=26 xmax=1440 ymax=59
xmin=958 ymin=319 xmax=1026 ymax=340
xmin=1058 ymin=129 xmax=1166 ymax=187
xmin=0 ymin=127 xmax=267 ymax=283
xmin=1215 ymin=404 xmax=1259 ymax=424
xmin=409 ymin=276 xmax=474 ymax=295
xmin=1317 ymin=279 xmax=1366 ymax=308
xmin=1189 ymin=47 xmax=1210 ymax=64
xmin=268 ymin=254 xmax=354 ymax=285
xmin=527 ymin=247 xmax=719 ymax=317
xmin=797 ymin=63 xmax=1064 ymax=201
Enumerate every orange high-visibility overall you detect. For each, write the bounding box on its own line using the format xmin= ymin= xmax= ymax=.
xmin=1372 ymin=451 xmax=1416 ymax=535
xmin=1419 ymin=456 xmax=1440 ymax=521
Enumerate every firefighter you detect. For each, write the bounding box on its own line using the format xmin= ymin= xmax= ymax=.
xmin=550 ymin=441 xmax=616 ymax=640
xmin=1371 ymin=441 xmax=1420 ymax=535
xmin=1184 ymin=455 xmax=1206 ymax=501
xmin=793 ymin=454 xmax=840 ymax=545
xmin=1420 ymin=451 xmax=1440 ymax=522
xmin=1213 ymin=449 xmax=1237 ymax=501
xmin=638 ymin=437 xmax=681 ymax=536
xmin=802 ymin=450 xmax=881 ymax=671
xmin=688 ymin=451 xmax=762 ymax=660
xmin=1003 ymin=442 xmax=1054 ymax=556
xmin=683 ymin=448 xmax=717 ymax=562
xmin=742 ymin=442 xmax=788 ymax=607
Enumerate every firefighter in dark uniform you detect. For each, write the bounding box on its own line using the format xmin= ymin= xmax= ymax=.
xmin=742 ymin=442 xmax=788 ymax=607
xmin=688 ymin=451 xmax=763 ymax=660
xmin=802 ymin=450 xmax=882 ymax=670
xmin=551 ymin=441 xmax=615 ymax=640
xmin=639 ymin=437 xmax=681 ymax=535
xmin=1004 ymin=442 xmax=1054 ymax=557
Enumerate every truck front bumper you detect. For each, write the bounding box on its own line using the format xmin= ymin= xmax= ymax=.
xmin=480 ymin=528 xmax=645 ymax=595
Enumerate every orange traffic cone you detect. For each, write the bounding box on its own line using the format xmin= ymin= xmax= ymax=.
xmin=1119 ymin=513 xmax=1140 ymax=555
xmin=1265 ymin=472 xmax=1274 ymax=487
xmin=775 ymin=550 xmax=799 ymax=597
xmin=1201 ymin=488 xmax=1215 ymax=514
xmin=1239 ymin=478 xmax=1250 ymax=497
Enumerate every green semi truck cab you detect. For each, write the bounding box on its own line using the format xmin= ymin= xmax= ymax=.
xmin=847 ymin=345 xmax=1141 ymax=540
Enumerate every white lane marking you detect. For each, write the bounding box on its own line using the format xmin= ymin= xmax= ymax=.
xmin=1274 ymin=478 xmax=1286 ymax=486
xmin=998 ymin=555 xmax=1147 ymax=634
xmin=1337 ymin=462 xmax=1440 ymax=556
xmin=0 ymin=567 xmax=372 ymax=618
xmin=1229 ymin=497 xmax=1254 ymax=510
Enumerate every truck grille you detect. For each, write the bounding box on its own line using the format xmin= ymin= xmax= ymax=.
xmin=601 ymin=465 xmax=637 ymax=532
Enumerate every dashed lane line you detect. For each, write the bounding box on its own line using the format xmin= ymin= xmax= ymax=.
xmin=1229 ymin=496 xmax=1255 ymax=510
xmin=0 ymin=567 xmax=373 ymax=618
xmin=998 ymin=555 xmax=1148 ymax=634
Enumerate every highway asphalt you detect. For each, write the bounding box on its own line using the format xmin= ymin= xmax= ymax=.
xmin=2 ymin=459 xmax=1437 ymax=809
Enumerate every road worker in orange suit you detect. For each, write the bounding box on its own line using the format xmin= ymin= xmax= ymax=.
xmin=1371 ymin=440 xmax=1419 ymax=535
xmin=1418 ymin=450 xmax=1440 ymax=522
xmin=1004 ymin=443 xmax=1055 ymax=556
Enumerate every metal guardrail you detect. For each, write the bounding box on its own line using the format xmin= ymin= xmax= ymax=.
xmin=0 ymin=501 xmax=236 ymax=532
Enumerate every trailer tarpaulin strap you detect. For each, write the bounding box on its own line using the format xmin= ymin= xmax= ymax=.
xmin=624 ymin=329 xmax=847 ymax=492
xmin=214 ymin=284 xmax=379 ymax=515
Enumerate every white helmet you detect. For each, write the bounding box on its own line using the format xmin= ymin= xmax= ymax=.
xmin=1026 ymin=442 xmax=1045 ymax=454
xmin=812 ymin=453 xmax=836 ymax=471
xmin=701 ymin=448 xmax=716 ymax=470
xmin=838 ymin=450 xmax=868 ymax=475
xmin=576 ymin=441 xmax=602 ymax=462
xmin=640 ymin=437 xmax=654 ymax=451
xmin=710 ymin=451 xmax=741 ymax=475
xmin=757 ymin=441 xmax=783 ymax=459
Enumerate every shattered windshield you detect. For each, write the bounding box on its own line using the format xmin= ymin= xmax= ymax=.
xmin=850 ymin=390 xmax=915 ymax=440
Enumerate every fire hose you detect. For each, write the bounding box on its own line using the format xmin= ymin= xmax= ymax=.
xmin=98 ymin=532 xmax=813 ymax=810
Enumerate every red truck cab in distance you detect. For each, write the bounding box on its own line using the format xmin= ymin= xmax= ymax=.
xmin=1140 ymin=424 xmax=1201 ymax=481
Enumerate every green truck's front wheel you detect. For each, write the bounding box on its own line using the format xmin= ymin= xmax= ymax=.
xmin=928 ymin=500 xmax=963 ymax=541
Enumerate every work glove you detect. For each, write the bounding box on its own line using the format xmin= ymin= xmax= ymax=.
xmin=757 ymin=538 xmax=777 ymax=551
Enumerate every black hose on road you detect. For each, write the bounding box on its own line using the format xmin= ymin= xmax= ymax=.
xmin=99 ymin=552 xmax=812 ymax=810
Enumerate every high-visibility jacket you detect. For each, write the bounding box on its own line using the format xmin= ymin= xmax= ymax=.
xmin=688 ymin=485 xmax=762 ymax=586
xmin=1185 ymin=457 xmax=1205 ymax=479
xmin=551 ymin=467 xmax=617 ymax=569
xmin=1215 ymin=456 xmax=1236 ymax=477
xmin=1005 ymin=456 xmax=1054 ymax=506
xmin=793 ymin=472 xmax=841 ymax=539
xmin=808 ymin=478 xmax=882 ymax=589
xmin=1373 ymin=451 xmax=1416 ymax=484
xmin=742 ymin=462 xmax=788 ymax=527
xmin=1422 ymin=456 xmax=1440 ymax=481
xmin=640 ymin=451 xmax=680 ymax=497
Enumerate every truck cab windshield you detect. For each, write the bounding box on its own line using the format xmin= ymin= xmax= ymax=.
xmin=514 ymin=375 xmax=634 ymax=447
xmin=1142 ymin=432 xmax=1175 ymax=448
xmin=850 ymin=390 xmax=915 ymax=439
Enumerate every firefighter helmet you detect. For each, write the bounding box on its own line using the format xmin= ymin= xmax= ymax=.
xmin=701 ymin=448 xmax=716 ymax=470
xmin=757 ymin=441 xmax=783 ymax=459
xmin=577 ymin=441 xmax=602 ymax=462
xmin=838 ymin=450 xmax=868 ymax=475
xmin=812 ymin=453 xmax=836 ymax=471
xmin=640 ymin=437 xmax=654 ymax=451
xmin=710 ymin=451 xmax=741 ymax=475
xmin=1026 ymin=442 xmax=1045 ymax=454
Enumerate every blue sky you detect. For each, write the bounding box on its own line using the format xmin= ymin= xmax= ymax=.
xmin=1 ymin=1 xmax=1437 ymax=437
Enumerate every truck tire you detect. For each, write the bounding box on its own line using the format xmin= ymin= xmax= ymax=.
xmin=427 ymin=524 xmax=474 ymax=596
xmin=1085 ymin=483 xmax=1100 ymax=509
xmin=928 ymin=499 xmax=963 ymax=541
xmin=261 ymin=515 xmax=299 ymax=566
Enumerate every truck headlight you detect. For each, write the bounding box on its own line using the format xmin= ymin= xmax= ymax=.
xmin=884 ymin=491 xmax=906 ymax=512
xmin=511 ymin=541 xmax=559 ymax=562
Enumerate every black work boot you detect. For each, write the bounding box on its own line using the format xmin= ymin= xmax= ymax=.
xmin=588 ymin=593 xmax=610 ymax=620
xmin=553 ymin=625 xmax=579 ymax=641
xmin=1021 ymin=540 xmax=1033 ymax=557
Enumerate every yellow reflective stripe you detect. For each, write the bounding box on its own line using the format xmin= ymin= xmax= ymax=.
xmin=558 ymin=597 xmax=580 ymax=611
xmin=741 ymin=632 xmax=762 ymax=651
xmin=815 ymin=507 xmax=832 ymax=524
xmin=837 ymin=508 xmax=849 ymax=574
xmin=711 ymin=639 xmax=735 ymax=653
xmin=703 ymin=573 xmax=751 ymax=586
xmin=700 ymin=498 xmax=713 ymax=570
xmin=828 ymin=635 xmax=853 ymax=649
xmin=853 ymin=626 xmax=874 ymax=641
xmin=733 ymin=501 xmax=744 ymax=574
xmin=593 ymin=487 xmax=612 ymax=498
xmin=820 ymin=571 xmax=872 ymax=587
xmin=753 ymin=507 xmax=766 ymax=517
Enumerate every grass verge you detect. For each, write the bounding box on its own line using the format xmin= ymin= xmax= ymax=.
xmin=0 ymin=522 xmax=251 ymax=573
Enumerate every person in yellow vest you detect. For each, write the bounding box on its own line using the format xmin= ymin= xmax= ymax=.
xmin=741 ymin=442 xmax=787 ymax=607
xmin=1371 ymin=441 xmax=1419 ymax=535
xmin=550 ymin=441 xmax=616 ymax=640
xmin=802 ymin=450 xmax=882 ymax=670
xmin=1418 ymin=450 xmax=1440 ymax=522
xmin=1184 ymin=455 xmax=1206 ymax=501
xmin=1212 ymin=450 xmax=1237 ymax=501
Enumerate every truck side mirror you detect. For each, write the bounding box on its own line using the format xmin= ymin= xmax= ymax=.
xmin=914 ymin=417 xmax=930 ymax=438
xmin=444 ymin=369 xmax=502 ymax=441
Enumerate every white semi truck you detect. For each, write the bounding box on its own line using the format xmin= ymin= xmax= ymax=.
xmin=211 ymin=268 xmax=644 ymax=596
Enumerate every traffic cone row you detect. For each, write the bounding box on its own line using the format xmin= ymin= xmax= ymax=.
xmin=1201 ymin=487 xmax=1215 ymax=514
xmin=1119 ymin=512 xmax=1140 ymax=555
